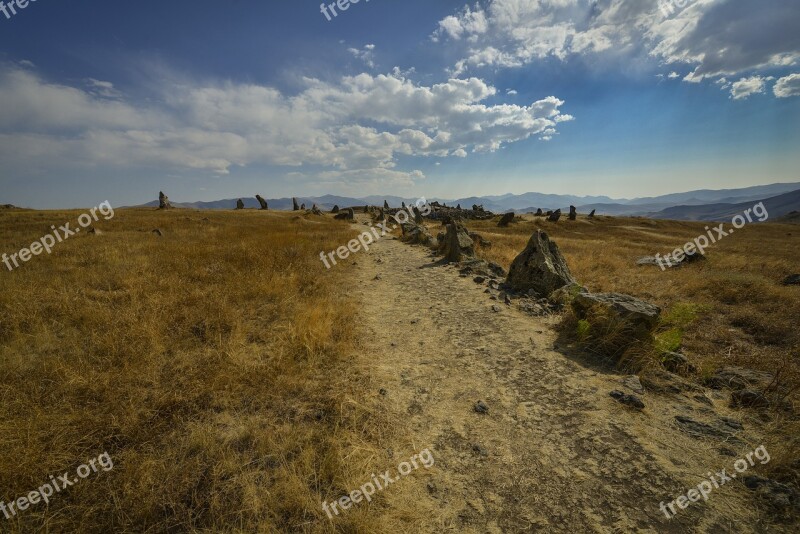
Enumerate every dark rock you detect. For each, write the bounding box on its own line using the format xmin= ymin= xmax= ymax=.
xmin=152 ymin=229 xmax=163 ymax=236
xmin=719 ymin=417 xmax=743 ymax=430
xmin=498 ymin=212 xmax=515 ymax=227
xmin=474 ymin=400 xmax=489 ymax=414
xmin=707 ymin=366 xmax=774 ymax=391
xmin=547 ymin=209 xmax=561 ymax=222
xmin=472 ymin=443 xmax=488 ymax=456
xmin=300 ymin=203 xmax=306 ymax=210
xmin=474 ymin=276 xmax=486 ymax=284
xmin=401 ymin=222 xmax=434 ymax=246
xmin=534 ymin=208 xmax=544 ymax=216
xmin=782 ymin=274 xmax=800 ymax=286
xmin=572 ymin=293 xmax=661 ymax=336
xmin=443 ymin=223 xmax=475 ymax=262
xmin=468 ymin=232 xmax=491 ymax=248
xmin=674 ymin=415 xmax=741 ymax=441
xmin=662 ymin=351 xmax=697 ymax=374
xmin=236 ymin=199 xmax=245 ymax=210
xmin=459 ymin=259 xmax=506 ymax=279
xmin=609 ymin=390 xmax=645 ymax=410
xmin=292 ymin=197 xmax=300 ymax=211
xmin=588 ymin=209 xmax=596 ymax=218
xmin=331 ymin=205 xmax=340 ymax=213
xmin=311 ymin=204 xmax=322 ymax=215
xmin=637 ymin=251 xmax=707 ymax=268
xmin=413 ymin=206 xmax=424 ymax=224
xmin=568 ymin=205 xmax=577 ymax=220
xmin=743 ymin=476 xmax=800 ymax=514
xmin=507 ymin=230 xmax=575 ymax=297
xmin=256 ymin=195 xmax=269 ymax=210
xmin=158 ymin=191 xmax=172 ymax=210
xmin=334 ymin=208 xmax=355 ymax=220
xmin=731 ymin=389 xmax=771 ymax=408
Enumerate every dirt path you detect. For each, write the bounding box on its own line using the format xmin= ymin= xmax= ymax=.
xmin=348 ymin=218 xmax=775 ymax=533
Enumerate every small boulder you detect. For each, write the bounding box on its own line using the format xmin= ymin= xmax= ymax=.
xmin=706 ymin=366 xmax=774 ymax=391
xmin=443 ymin=223 xmax=474 ymax=262
xmin=548 ymin=209 xmax=561 ymax=222
xmin=534 ymin=208 xmax=544 ymax=217
xmin=782 ymin=274 xmax=800 ymax=286
xmin=474 ymin=400 xmax=489 ymax=414
xmin=662 ymin=352 xmax=697 ymax=374
xmin=334 ymin=208 xmax=355 ymax=221
xmin=609 ymin=390 xmax=645 ymax=410
xmin=152 ymin=228 xmax=163 ymax=236
xmin=158 ymin=191 xmax=172 ymax=210
xmin=572 ymin=293 xmax=661 ymax=336
xmin=498 ymin=212 xmax=515 ymax=227
xmin=507 ymin=230 xmax=575 ymax=297
xmin=236 ymin=199 xmax=245 ymax=210
xmin=331 ymin=205 xmax=340 ymax=213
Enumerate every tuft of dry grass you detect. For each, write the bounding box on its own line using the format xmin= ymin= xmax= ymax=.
xmin=0 ymin=208 xmax=398 ymax=532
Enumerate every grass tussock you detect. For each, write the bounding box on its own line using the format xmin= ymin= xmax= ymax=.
xmin=0 ymin=208 xmax=396 ymax=532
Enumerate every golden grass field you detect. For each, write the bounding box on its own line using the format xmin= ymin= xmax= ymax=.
xmin=469 ymin=213 xmax=800 ymax=485
xmin=0 ymin=208 xmax=418 ymax=533
xmin=1 ymin=206 xmax=798 ymax=531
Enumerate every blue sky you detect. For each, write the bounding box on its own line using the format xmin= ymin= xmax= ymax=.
xmin=0 ymin=0 xmax=798 ymax=208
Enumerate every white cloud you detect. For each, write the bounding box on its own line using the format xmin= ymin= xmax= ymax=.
xmin=0 ymin=65 xmax=572 ymax=183
xmin=348 ymin=44 xmax=376 ymax=68
xmin=434 ymin=0 xmax=800 ymax=96
xmin=729 ymin=75 xmax=771 ymax=100
xmin=774 ymin=73 xmax=800 ymax=97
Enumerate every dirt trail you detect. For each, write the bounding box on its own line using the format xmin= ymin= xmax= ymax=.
xmin=348 ymin=218 xmax=776 ymax=533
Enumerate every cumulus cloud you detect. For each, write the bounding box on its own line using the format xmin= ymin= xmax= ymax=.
xmin=729 ymin=76 xmax=771 ymax=100
xmin=774 ymin=73 xmax=800 ymax=97
xmin=0 ymin=65 xmax=572 ymax=183
xmin=434 ymin=0 xmax=800 ymax=95
xmin=348 ymin=44 xmax=376 ymax=68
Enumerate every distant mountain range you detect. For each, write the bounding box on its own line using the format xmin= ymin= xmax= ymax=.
xmin=131 ymin=182 xmax=800 ymax=222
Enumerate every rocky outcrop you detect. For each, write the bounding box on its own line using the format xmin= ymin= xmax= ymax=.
xmin=236 ymin=199 xmax=245 ymax=210
xmin=401 ymin=222 xmax=434 ymax=246
xmin=334 ymin=208 xmax=355 ymax=220
xmin=572 ymin=293 xmax=661 ymax=336
xmin=548 ymin=209 xmax=561 ymax=222
xmin=443 ymin=223 xmax=475 ymax=262
xmin=498 ymin=212 xmax=515 ymax=227
xmin=256 ymin=195 xmax=269 ymax=210
xmin=507 ymin=230 xmax=575 ymax=297
xmin=568 ymin=206 xmax=577 ymax=220
xmin=158 ymin=191 xmax=172 ymax=210
xmin=292 ymin=197 xmax=300 ymax=211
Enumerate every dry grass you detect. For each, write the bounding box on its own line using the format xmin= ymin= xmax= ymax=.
xmin=0 ymin=208 xmax=401 ymax=532
xmin=469 ymin=213 xmax=800 ymax=484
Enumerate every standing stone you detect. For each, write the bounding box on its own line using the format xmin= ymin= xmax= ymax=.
xmin=569 ymin=206 xmax=577 ymax=221
xmin=292 ymin=197 xmax=300 ymax=211
xmin=402 ymin=202 xmax=407 ymax=209
xmin=548 ymin=209 xmax=562 ymax=222
xmin=335 ymin=208 xmax=355 ymax=220
xmin=300 ymin=203 xmax=306 ymax=210
xmin=457 ymin=204 xmax=461 ymax=210
xmin=413 ymin=206 xmax=423 ymax=224
xmin=384 ymin=200 xmax=390 ymax=209
xmin=588 ymin=209 xmax=596 ymax=218
xmin=535 ymin=208 xmax=544 ymax=216
xmin=443 ymin=223 xmax=474 ymax=262
xmin=498 ymin=212 xmax=515 ymax=227
xmin=311 ymin=204 xmax=322 ymax=215
xmin=364 ymin=205 xmax=371 ymax=213
xmin=256 ymin=195 xmax=269 ymax=210
xmin=331 ymin=205 xmax=340 ymax=213
xmin=236 ymin=199 xmax=245 ymax=210
xmin=158 ymin=191 xmax=172 ymax=210
xmin=507 ymin=230 xmax=575 ymax=297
